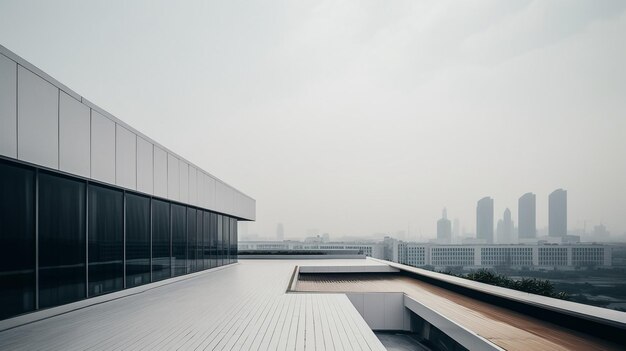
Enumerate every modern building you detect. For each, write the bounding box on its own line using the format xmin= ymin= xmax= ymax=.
xmin=452 ymin=218 xmax=460 ymax=242
xmin=391 ymin=243 xmax=612 ymax=269
xmin=549 ymin=188 xmax=568 ymax=237
xmin=476 ymin=196 xmax=494 ymax=243
xmin=496 ymin=208 xmax=514 ymax=244
xmin=0 ymin=45 xmax=255 ymax=321
xmin=436 ymin=208 xmax=452 ymax=243
xmin=518 ymin=192 xmax=537 ymax=239
xmin=238 ymin=240 xmax=386 ymax=259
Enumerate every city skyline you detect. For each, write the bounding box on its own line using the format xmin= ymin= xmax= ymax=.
xmin=251 ymin=188 xmax=620 ymax=242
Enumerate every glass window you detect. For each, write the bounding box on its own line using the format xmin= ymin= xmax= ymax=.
xmin=126 ymin=193 xmax=150 ymax=288
xmin=171 ymin=204 xmax=187 ymax=277
xmin=196 ymin=210 xmax=203 ymax=271
xmin=223 ymin=216 xmax=230 ymax=264
xmin=231 ymin=217 xmax=237 ymax=263
xmin=152 ymin=199 xmax=170 ymax=282
xmin=187 ymin=208 xmax=196 ymax=273
xmin=39 ymin=172 xmax=86 ymax=308
xmin=204 ymin=211 xmax=211 ymax=269
xmin=0 ymin=161 xmax=35 ymax=319
xmin=216 ymin=214 xmax=223 ymax=267
xmin=88 ymin=184 xmax=123 ymax=296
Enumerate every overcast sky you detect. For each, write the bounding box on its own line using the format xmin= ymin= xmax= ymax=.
xmin=1 ymin=0 xmax=625 ymax=240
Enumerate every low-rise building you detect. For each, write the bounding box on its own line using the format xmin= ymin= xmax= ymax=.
xmin=393 ymin=242 xmax=611 ymax=269
xmin=238 ymin=240 xmax=386 ymax=258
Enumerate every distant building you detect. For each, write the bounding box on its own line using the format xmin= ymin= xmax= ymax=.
xmin=452 ymin=218 xmax=460 ymax=243
xmin=391 ymin=243 xmax=611 ymax=269
xmin=437 ymin=208 xmax=452 ymax=243
xmin=518 ymin=192 xmax=536 ymax=239
xmin=477 ymin=197 xmax=494 ymax=243
xmin=238 ymin=240 xmax=385 ymax=259
xmin=549 ymin=189 xmax=567 ymax=237
xmin=496 ymin=208 xmax=514 ymax=244
xmin=276 ymin=223 xmax=284 ymax=241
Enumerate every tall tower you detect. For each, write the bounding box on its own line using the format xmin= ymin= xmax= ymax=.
xmin=276 ymin=223 xmax=284 ymax=241
xmin=549 ymin=189 xmax=567 ymax=237
xmin=437 ymin=208 xmax=452 ymax=243
xmin=476 ymin=197 xmax=494 ymax=243
xmin=518 ymin=193 xmax=536 ymax=239
xmin=497 ymin=208 xmax=513 ymax=244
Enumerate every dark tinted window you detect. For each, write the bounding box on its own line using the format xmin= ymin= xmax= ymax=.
xmin=39 ymin=172 xmax=86 ymax=308
xmin=88 ymin=184 xmax=123 ymax=296
xmin=0 ymin=161 xmax=35 ymax=319
xmin=196 ymin=210 xmax=203 ymax=270
xmin=217 ymin=215 xmax=223 ymax=266
xmin=152 ymin=199 xmax=170 ymax=281
xmin=223 ymin=216 xmax=230 ymax=264
xmin=231 ymin=217 xmax=237 ymax=263
xmin=187 ymin=208 xmax=196 ymax=273
xmin=211 ymin=212 xmax=218 ymax=268
xmin=171 ymin=204 xmax=187 ymax=277
xmin=204 ymin=211 xmax=211 ymax=268
xmin=126 ymin=193 xmax=150 ymax=288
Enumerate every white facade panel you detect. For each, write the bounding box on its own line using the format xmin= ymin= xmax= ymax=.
xmin=188 ymin=166 xmax=197 ymax=206
xmin=17 ymin=66 xmax=59 ymax=169
xmin=215 ymin=180 xmax=228 ymax=213
xmin=136 ymin=137 xmax=153 ymax=195
xmin=59 ymin=92 xmax=90 ymax=177
xmin=197 ymin=172 xmax=206 ymax=208
xmin=217 ymin=185 xmax=225 ymax=213
xmin=90 ymin=110 xmax=116 ymax=184
xmin=167 ymin=154 xmax=179 ymax=201
xmin=1 ymin=45 xmax=254 ymax=220
xmin=179 ymin=161 xmax=188 ymax=203
xmin=207 ymin=175 xmax=217 ymax=210
xmin=232 ymin=192 xmax=241 ymax=218
xmin=0 ymin=54 xmax=17 ymax=158
xmin=115 ymin=125 xmax=137 ymax=190
xmin=153 ymin=146 xmax=167 ymax=198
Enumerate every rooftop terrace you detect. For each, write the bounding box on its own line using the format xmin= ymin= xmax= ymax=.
xmin=0 ymin=259 xmax=386 ymax=351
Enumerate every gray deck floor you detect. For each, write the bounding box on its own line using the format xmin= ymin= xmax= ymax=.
xmin=0 ymin=259 xmax=386 ymax=351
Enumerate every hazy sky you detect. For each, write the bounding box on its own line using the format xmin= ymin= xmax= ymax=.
xmin=1 ymin=0 xmax=625 ymax=240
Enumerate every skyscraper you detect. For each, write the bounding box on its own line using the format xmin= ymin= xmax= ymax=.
xmin=276 ymin=223 xmax=285 ymax=241
xmin=549 ymin=189 xmax=567 ymax=237
xmin=497 ymin=208 xmax=513 ymax=244
xmin=518 ymin=192 xmax=536 ymax=239
xmin=476 ymin=197 xmax=494 ymax=243
xmin=437 ymin=208 xmax=452 ymax=243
